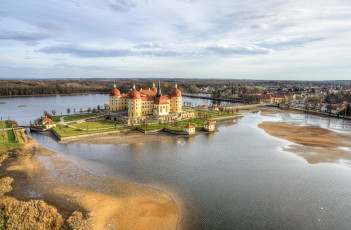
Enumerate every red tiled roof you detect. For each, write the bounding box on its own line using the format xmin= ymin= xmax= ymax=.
xmin=170 ymin=88 xmax=181 ymax=97
xmin=185 ymin=124 xmax=195 ymax=129
xmin=154 ymin=96 xmax=170 ymax=104
xmin=141 ymin=96 xmax=154 ymax=101
xmin=43 ymin=117 xmax=51 ymax=122
xmin=43 ymin=117 xmax=55 ymax=125
xmin=140 ymin=89 xmax=156 ymax=96
xmin=110 ymin=88 xmax=120 ymax=96
xmin=205 ymin=121 xmax=215 ymax=126
xmin=129 ymin=90 xmax=141 ymax=99
xmin=259 ymin=94 xmax=271 ymax=99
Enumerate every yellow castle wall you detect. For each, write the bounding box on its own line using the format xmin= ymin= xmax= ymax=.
xmin=110 ymin=93 xmax=182 ymax=117
xmin=170 ymin=97 xmax=182 ymax=113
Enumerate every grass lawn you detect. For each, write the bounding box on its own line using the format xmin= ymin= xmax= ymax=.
xmin=63 ymin=113 xmax=99 ymax=122
xmin=136 ymin=117 xmax=207 ymax=131
xmin=136 ymin=107 xmax=238 ymax=132
xmin=0 ymin=120 xmax=13 ymax=129
xmin=0 ymin=130 xmax=25 ymax=148
xmin=50 ymin=113 xmax=98 ymax=123
xmin=53 ymin=121 xmax=124 ymax=138
xmin=73 ymin=120 xmax=122 ymax=129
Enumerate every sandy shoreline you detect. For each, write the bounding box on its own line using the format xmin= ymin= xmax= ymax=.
xmin=0 ymin=139 xmax=179 ymax=229
xmin=60 ymin=130 xmax=180 ymax=145
xmin=258 ymin=121 xmax=351 ymax=164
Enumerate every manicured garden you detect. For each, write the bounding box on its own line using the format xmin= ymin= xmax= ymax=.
xmin=50 ymin=113 xmax=98 ymax=123
xmin=52 ymin=121 xmax=124 ymax=138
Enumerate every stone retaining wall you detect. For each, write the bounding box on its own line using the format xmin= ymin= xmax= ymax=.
xmin=163 ymin=128 xmax=188 ymax=135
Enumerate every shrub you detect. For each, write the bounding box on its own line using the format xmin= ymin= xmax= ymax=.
xmin=0 ymin=197 xmax=64 ymax=230
xmin=0 ymin=177 xmax=14 ymax=197
xmin=66 ymin=211 xmax=93 ymax=230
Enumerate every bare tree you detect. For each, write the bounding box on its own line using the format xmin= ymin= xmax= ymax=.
xmin=87 ymin=107 xmax=91 ymax=113
xmin=44 ymin=110 xmax=52 ymax=118
xmin=52 ymin=109 xmax=56 ymax=116
xmin=67 ymin=108 xmax=71 ymax=115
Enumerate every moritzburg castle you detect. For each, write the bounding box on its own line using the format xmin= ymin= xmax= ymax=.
xmin=109 ymin=82 xmax=187 ymax=124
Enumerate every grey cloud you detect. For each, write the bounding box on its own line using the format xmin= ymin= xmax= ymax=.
xmin=139 ymin=50 xmax=179 ymax=57
xmin=259 ymin=37 xmax=325 ymax=49
xmin=133 ymin=42 xmax=162 ymax=49
xmin=0 ymin=32 xmax=50 ymax=41
xmin=37 ymin=21 xmax=66 ymax=31
xmin=105 ymin=0 xmax=136 ymax=12
xmin=37 ymin=46 xmax=132 ymax=58
xmin=25 ymin=41 xmax=40 ymax=46
xmin=206 ymin=44 xmax=272 ymax=55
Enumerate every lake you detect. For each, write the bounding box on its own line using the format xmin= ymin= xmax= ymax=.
xmin=1 ymin=94 xmax=351 ymax=229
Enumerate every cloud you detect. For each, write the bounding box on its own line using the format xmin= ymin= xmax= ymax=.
xmin=37 ymin=45 xmax=132 ymax=58
xmin=105 ymin=0 xmax=136 ymax=12
xmin=0 ymin=32 xmax=50 ymax=41
xmin=133 ymin=42 xmax=162 ymax=49
xmin=259 ymin=37 xmax=325 ymax=49
xmin=206 ymin=44 xmax=272 ymax=55
xmin=25 ymin=41 xmax=40 ymax=46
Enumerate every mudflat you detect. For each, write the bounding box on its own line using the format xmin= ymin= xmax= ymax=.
xmin=0 ymin=140 xmax=179 ymax=230
xmin=258 ymin=121 xmax=351 ymax=164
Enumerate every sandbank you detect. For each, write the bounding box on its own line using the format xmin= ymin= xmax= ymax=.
xmin=258 ymin=121 xmax=351 ymax=164
xmin=0 ymin=139 xmax=179 ymax=229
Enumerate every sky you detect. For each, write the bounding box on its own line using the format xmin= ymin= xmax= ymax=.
xmin=0 ymin=0 xmax=351 ymax=80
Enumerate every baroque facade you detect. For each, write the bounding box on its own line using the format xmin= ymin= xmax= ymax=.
xmin=109 ymin=81 xmax=182 ymax=118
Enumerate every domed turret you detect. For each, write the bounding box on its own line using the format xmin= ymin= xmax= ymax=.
xmin=110 ymin=88 xmax=120 ymax=96
xmin=129 ymin=83 xmax=140 ymax=99
xmin=130 ymin=90 xmax=141 ymax=99
xmin=170 ymin=83 xmax=181 ymax=97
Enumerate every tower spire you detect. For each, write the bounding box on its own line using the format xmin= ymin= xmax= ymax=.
xmin=152 ymin=80 xmax=156 ymax=88
xmin=175 ymin=82 xmax=177 ymax=89
xmin=156 ymin=80 xmax=162 ymax=96
xmin=133 ymin=83 xmax=136 ymax=90
xmin=113 ymin=81 xmax=116 ymax=89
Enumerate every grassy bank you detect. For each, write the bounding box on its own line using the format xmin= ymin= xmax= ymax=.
xmin=51 ymin=107 xmax=240 ymax=137
xmin=53 ymin=121 xmax=124 ymax=138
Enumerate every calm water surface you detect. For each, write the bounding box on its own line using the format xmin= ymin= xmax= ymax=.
xmin=1 ymin=95 xmax=351 ymax=230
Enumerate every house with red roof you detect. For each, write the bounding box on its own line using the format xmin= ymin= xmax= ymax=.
xmin=184 ymin=123 xmax=196 ymax=135
xmin=41 ymin=116 xmax=56 ymax=129
xmin=204 ymin=121 xmax=215 ymax=132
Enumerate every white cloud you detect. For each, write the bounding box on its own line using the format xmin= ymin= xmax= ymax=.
xmin=0 ymin=0 xmax=351 ymax=79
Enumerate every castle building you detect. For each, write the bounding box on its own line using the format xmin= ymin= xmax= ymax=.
xmin=109 ymin=81 xmax=182 ymax=118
